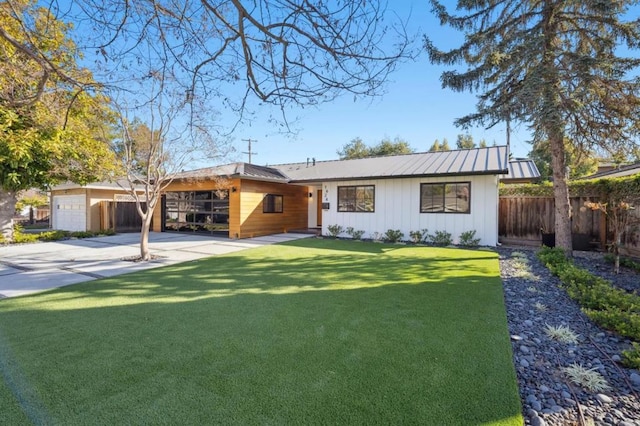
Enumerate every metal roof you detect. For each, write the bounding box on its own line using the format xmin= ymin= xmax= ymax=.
xmin=499 ymin=159 xmax=541 ymax=182
xmin=583 ymin=162 xmax=640 ymax=180
xmin=273 ymin=146 xmax=509 ymax=183
xmin=174 ymin=162 xmax=288 ymax=182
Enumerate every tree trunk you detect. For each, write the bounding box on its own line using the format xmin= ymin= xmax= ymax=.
xmin=139 ymin=212 xmax=153 ymax=261
xmin=0 ymin=189 xmax=18 ymax=242
xmin=550 ymin=134 xmax=572 ymax=254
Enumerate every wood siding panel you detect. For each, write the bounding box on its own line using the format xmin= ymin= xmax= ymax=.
xmin=236 ymin=180 xmax=308 ymax=238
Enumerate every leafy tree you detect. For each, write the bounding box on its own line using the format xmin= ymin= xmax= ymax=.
xmin=425 ymin=1 xmax=640 ymax=252
xmin=337 ymin=137 xmax=414 ymax=159
xmin=529 ymin=139 xmax=598 ymax=181
xmin=441 ymin=138 xmax=451 ymax=151
xmin=456 ymin=134 xmax=475 ymax=149
xmin=337 ymin=138 xmax=370 ymax=160
xmin=0 ymin=2 xmax=117 ymax=241
xmin=429 ymin=139 xmax=442 ymax=152
xmin=478 ymin=139 xmax=488 ymax=148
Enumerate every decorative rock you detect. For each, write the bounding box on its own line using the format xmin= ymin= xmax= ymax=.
xmin=611 ymin=354 xmax=621 ymax=362
xmin=520 ymin=358 xmax=530 ymax=368
xmin=520 ymin=345 xmax=530 ymax=354
xmin=551 ymin=405 xmax=563 ymax=413
xmin=523 ymin=319 xmax=533 ymax=327
xmin=530 ymin=415 xmax=546 ymax=426
xmin=526 ymin=394 xmax=538 ymax=403
xmin=539 ymin=385 xmax=550 ymax=393
xmin=510 ymin=334 xmax=523 ymax=341
xmin=630 ymin=372 xmax=640 ymax=385
xmin=596 ymin=394 xmax=613 ymax=404
xmin=561 ymin=390 xmax=571 ymax=399
xmin=531 ymin=400 xmax=542 ymax=411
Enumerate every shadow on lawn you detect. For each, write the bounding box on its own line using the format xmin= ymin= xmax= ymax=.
xmin=0 ymin=260 xmax=522 ymax=425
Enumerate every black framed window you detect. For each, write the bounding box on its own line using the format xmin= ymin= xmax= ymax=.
xmin=420 ymin=182 xmax=470 ymax=213
xmin=337 ymin=185 xmax=375 ymax=212
xmin=263 ymin=194 xmax=283 ymax=213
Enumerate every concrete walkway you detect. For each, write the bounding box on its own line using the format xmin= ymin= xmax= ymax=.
xmin=0 ymin=232 xmax=313 ymax=299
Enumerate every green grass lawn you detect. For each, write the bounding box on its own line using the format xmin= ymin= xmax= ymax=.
xmin=0 ymin=239 xmax=522 ymax=425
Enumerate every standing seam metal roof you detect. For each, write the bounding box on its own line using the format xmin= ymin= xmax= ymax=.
xmin=272 ymin=146 xmax=509 ymax=182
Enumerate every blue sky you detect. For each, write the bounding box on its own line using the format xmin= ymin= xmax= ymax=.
xmin=221 ymin=0 xmax=535 ymax=166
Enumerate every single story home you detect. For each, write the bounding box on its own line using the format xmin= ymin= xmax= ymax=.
xmin=51 ymin=146 xmax=516 ymax=246
xmin=583 ymin=162 xmax=640 ymax=180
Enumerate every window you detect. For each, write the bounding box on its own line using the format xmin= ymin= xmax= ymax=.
xmin=263 ymin=194 xmax=283 ymax=213
xmin=420 ymin=182 xmax=470 ymax=213
xmin=337 ymin=185 xmax=375 ymax=212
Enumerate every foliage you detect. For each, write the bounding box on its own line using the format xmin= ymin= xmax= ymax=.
xmin=538 ymin=247 xmax=640 ymax=368
xmin=0 ymin=2 xmax=119 ymax=242
xmin=427 ymin=230 xmax=453 ymax=246
xmin=383 ymin=229 xmax=404 ymax=243
xmin=529 ymin=139 xmax=598 ymax=181
xmin=562 ymin=364 xmax=610 ymax=393
xmin=603 ymin=254 xmax=640 ymax=273
xmin=426 ymin=1 xmax=640 ymax=251
xmin=458 ymin=230 xmax=480 ymax=247
xmin=544 ymin=324 xmax=579 ymax=345
xmin=337 ymin=137 xmax=414 ymax=160
xmin=585 ymin=199 xmax=638 ymax=274
xmin=500 ymin=174 xmax=640 ymax=199
xmin=456 ymin=134 xmax=475 ymax=150
xmin=428 ymin=138 xmax=451 ymax=152
xmin=345 ymin=227 xmax=365 ymax=241
xmin=9 ymin=224 xmax=115 ymax=244
xmin=326 ymin=224 xmax=344 ymax=238
xmin=409 ymin=229 xmax=428 ymax=244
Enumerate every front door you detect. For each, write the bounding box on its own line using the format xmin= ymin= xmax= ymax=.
xmin=316 ymin=189 xmax=322 ymax=227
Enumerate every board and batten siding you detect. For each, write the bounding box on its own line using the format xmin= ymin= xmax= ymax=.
xmin=321 ymin=175 xmax=499 ymax=246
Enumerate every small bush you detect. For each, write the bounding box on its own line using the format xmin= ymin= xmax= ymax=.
xmin=458 ymin=230 xmax=480 ymax=247
xmin=383 ymin=229 xmax=404 ymax=243
xmin=604 ymin=253 xmax=640 ymax=273
xmin=38 ymin=230 xmax=69 ymax=241
xmin=538 ymin=246 xmax=640 ymax=368
xmin=345 ymin=227 xmax=365 ymax=240
xmin=544 ymin=324 xmax=579 ymax=344
xmin=326 ymin=224 xmax=344 ymax=238
xmin=409 ymin=229 xmax=428 ymax=244
xmin=371 ymin=232 xmax=383 ymax=242
xmin=427 ymin=230 xmax=453 ymax=246
xmin=562 ymin=363 xmax=610 ymax=393
xmin=13 ymin=231 xmax=39 ymax=244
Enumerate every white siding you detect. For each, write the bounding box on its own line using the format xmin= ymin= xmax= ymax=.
xmin=321 ymin=175 xmax=499 ymax=246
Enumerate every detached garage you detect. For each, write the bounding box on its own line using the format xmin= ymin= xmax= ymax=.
xmin=49 ymin=181 xmax=144 ymax=232
xmin=51 ymin=195 xmax=86 ymax=232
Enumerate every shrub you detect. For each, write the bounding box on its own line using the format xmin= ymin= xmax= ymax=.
xmin=458 ymin=230 xmax=480 ymax=247
xmin=345 ymin=227 xmax=365 ymax=241
xmin=409 ymin=229 xmax=428 ymax=244
xmin=326 ymin=224 xmax=344 ymax=238
xmin=544 ymin=324 xmax=579 ymax=344
xmin=538 ymin=246 xmax=640 ymax=368
xmin=427 ymin=230 xmax=453 ymax=246
xmin=562 ymin=363 xmax=610 ymax=393
xmin=383 ymin=229 xmax=404 ymax=243
xmin=371 ymin=232 xmax=383 ymax=242
xmin=38 ymin=230 xmax=69 ymax=241
xmin=604 ymin=253 xmax=640 ymax=273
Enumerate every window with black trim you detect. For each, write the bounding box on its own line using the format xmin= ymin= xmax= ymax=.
xmin=337 ymin=185 xmax=375 ymax=212
xmin=420 ymin=182 xmax=470 ymax=213
xmin=263 ymin=194 xmax=283 ymax=213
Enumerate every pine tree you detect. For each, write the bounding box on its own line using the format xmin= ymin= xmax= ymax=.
xmin=425 ymin=0 xmax=640 ymax=252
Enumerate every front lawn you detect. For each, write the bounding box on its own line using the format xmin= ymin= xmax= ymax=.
xmin=0 ymin=239 xmax=522 ymax=425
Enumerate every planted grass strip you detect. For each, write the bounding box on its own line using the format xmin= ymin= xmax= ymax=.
xmin=0 ymin=239 xmax=521 ymax=425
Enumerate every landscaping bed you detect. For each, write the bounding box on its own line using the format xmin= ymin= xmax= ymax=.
xmin=499 ymin=247 xmax=640 ymax=425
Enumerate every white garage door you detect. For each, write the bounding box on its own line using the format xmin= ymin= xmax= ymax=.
xmin=52 ymin=195 xmax=86 ymax=232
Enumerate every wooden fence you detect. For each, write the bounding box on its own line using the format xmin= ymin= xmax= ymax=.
xmin=499 ymin=196 xmax=640 ymax=257
xmin=99 ymin=201 xmax=146 ymax=233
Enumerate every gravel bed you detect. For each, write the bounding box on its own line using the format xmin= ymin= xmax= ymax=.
xmin=498 ymin=247 xmax=640 ymax=425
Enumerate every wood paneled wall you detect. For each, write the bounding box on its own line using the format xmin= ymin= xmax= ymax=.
xmin=232 ymin=180 xmax=308 ymax=238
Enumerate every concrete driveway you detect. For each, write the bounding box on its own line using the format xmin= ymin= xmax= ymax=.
xmin=0 ymin=232 xmax=313 ymax=299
